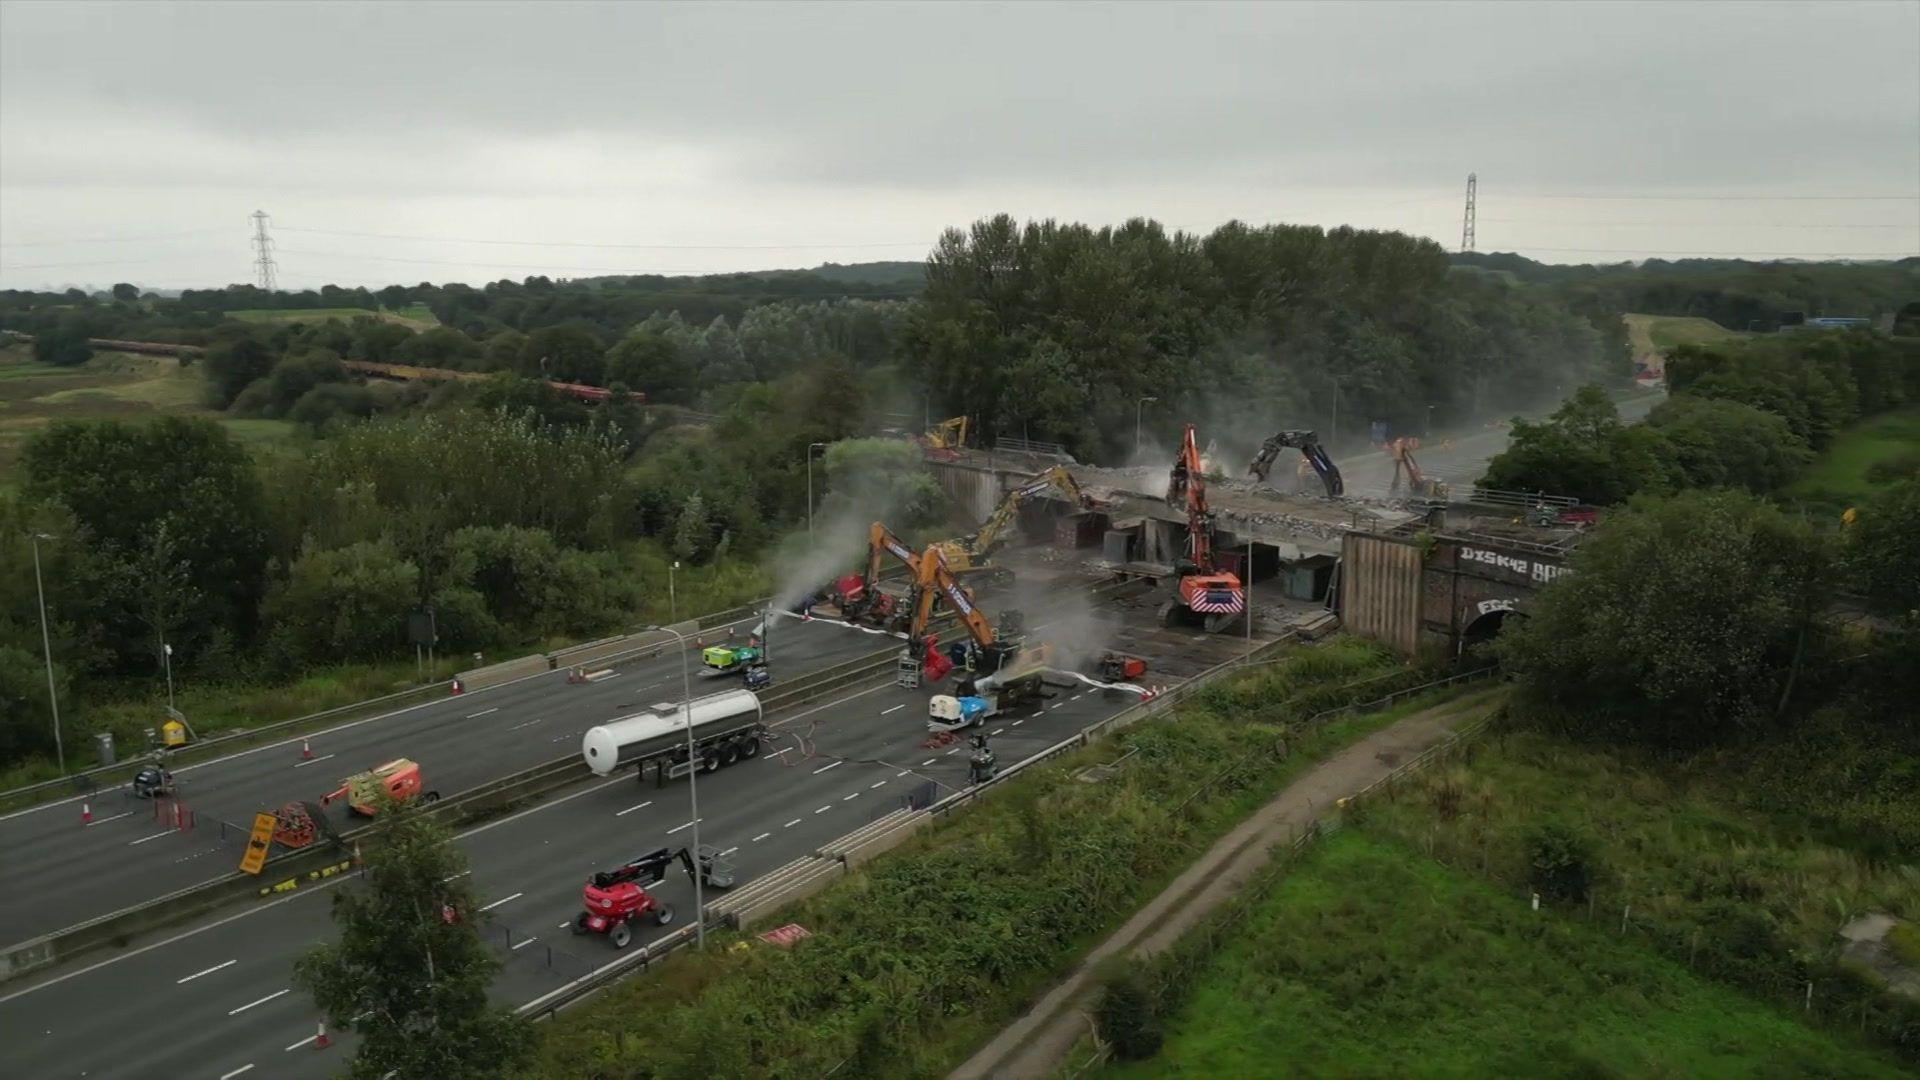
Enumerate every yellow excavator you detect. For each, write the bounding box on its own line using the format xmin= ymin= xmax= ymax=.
xmin=940 ymin=465 xmax=1096 ymax=576
xmin=924 ymin=416 xmax=969 ymax=455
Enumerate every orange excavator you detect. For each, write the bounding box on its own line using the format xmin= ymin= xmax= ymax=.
xmin=1164 ymin=423 xmax=1246 ymax=632
xmin=900 ymin=545 xmax=1029 ymax=682
xmin=1387 ymin=437 xmax=1447 ymax=499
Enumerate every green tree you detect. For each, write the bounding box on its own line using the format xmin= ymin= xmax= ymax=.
xmin=1481 ymin=387 xmax=1669 ymax=504
xmin=518 ymin=324 xmax=605 ymax=385
xmin=263 ymin=540 xmax=420 ymax=662
xmin=110 ymin=283 xmax=139 ymax=302
xmin=293 ymin=794 xmax=535 ymax=1079
xmin=32 ymin=320 xmax=93 ymax=367
xmin=201 ymin=336 xmax=274 ymax=408
xmin=818 ymin=437 xmax=941 ymax=528
xmin=605 ymin=329 xmax=693 ymax=403
xmin=673 ymin=492 xmax=711 ymax=562
xmin=1498 ymin=491 xmax=1830 ymax=745
xmin=1850 ymin=479 xmax=1920 ymax=621
xmin=22 ymin=417 xmax=270 ymax=673
xmin=1645 ymin=394 xmax=1811 ymax=493
xmin=0 ymin=645 xmax=66 ymax=764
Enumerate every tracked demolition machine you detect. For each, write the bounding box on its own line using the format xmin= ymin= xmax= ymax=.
xmin=1248 ymin=429 xmax=1344 ymax=498
xmin=1163 ymin=423 xmax=1246 ymax=631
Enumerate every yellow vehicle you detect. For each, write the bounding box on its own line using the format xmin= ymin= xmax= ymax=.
xmin=942 ymin=465 xmax=1096 ymax=572
xmin=925 ymin=415 xmax=968 ymax=452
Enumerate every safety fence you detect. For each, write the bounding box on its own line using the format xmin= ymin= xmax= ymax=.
xmin=0 ymin=599 xmax=779 ymax=814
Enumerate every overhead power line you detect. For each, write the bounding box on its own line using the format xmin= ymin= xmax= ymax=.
xmin=1502 ymin=193 xmax=1919 ymax=202
xmin=1499 ymin=244 xmax=1917 ymax=257
xmin=276 ymin=225 xmax=931 ymax=251
xmin=277 ymin=248 xmax=734 ymax=276
xmin=1478 ymin=218 xmax=1917 ymax=229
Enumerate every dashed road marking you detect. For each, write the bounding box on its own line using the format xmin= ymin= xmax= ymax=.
xmin=292 ymin=754 xmax=336 ymax=768
xmin=228 ymin=988 xmax=290 ymax=1015
xmin=666 ymin=818 xmax=701 ymax=835
xmin=479 ymin=892 xmax=524 ymax=912
xmin=945 ymin=748 xmax=960 ymax=756
xmin=615 ymin=800 xmax=653 ymax=817
xmin=129 ymin=831 xmax=173 ymax=846
xmin=896 ymin=770 xmax=910 ymax=777
xmin=841 ymin=792 xmax=858 ymax=801
xmin=1051 ymin=703 xmax=1068 ymax=710
xmin=989 ymin=728 xmax=1004 ymax=736
xmin=441 ymin=870 xmax=472 ymax=883
xmin=219 ymin=1065 xmax=256 ymax=1079
xmin=507 ymin=717 xmax=542 ymax=731
xmin=921 ymin=758 xmax=936 ymax=766
xmin=467 ymin=708 xmax=499 ymax=718
xmin=1072 ymin=693 xmax=1084 ymax=701
xmin=85 ymin=811 xmax=132 ymax=826
xmin=812 ymin=761 xmax=843 ymax=775
xmin=285 ymin=1033 xmax=319 ymax=1051
xmin=881 ymin=704 xmax=906 ymax=715
xmin=814 ymin=805 xmax=832 ymax=814
xmin=719 ymin=846 xmax=738 ymax=856
xmin=751 ymin=832 xmax=771 ymax=842
xmin=784 ymin=818 xmax=802 ymax=828
xmin=869 ymin=780 xmax=887 ymax=789
xmin=558 ymin=922 xmax=572 ymax=929
xmin=1012 ymin=720 xmax=1024 ymax=727
xmin=177 ymin=959 xmax=235 ymax=984
xmin=512 ymin=936 xmax=538 ymax=951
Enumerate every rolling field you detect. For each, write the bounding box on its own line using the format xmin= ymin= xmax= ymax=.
xmin=227 ymin=303 xmax=438 ymax=329
xmin=1624 ymin=312 xmax=1745 ymax=356
xmin=1106 ymin=831 xmax=1906 ymax=1078
xmin=0 ymin=346 xmax=294 ymax=477
xmin=1788 ymin=406 xmax=1920 ymax=510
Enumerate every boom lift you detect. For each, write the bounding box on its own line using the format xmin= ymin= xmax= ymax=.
xmin=1164 ymin=423 xmax=1246 ymax=632
xmin=572 ymin=845 xmax=735 ymax=949
xmin=1248 ymin=429 xmax=1344 ymax=498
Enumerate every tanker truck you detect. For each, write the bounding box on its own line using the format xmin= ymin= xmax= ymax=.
xmin=581 ymin=689 xmax=766 ymax=786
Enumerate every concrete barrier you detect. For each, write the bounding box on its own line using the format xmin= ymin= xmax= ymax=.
xmin=457 ymin=653 xmax=551 ymax=691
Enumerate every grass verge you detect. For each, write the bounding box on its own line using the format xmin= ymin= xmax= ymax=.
xmin=1103 ymin=831 xmax=1906 ymax=1077
xmin=1787 ymin=406 xmax=1920 ymax=511
xmin=523 ymin=640 xmax=1485 ymax=1079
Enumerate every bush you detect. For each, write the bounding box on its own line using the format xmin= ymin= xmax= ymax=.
xmin=1865 ymin=451 xmax=1920 ymax=486
xmin=1096 ymin=968 xmax=1165 ymax=1061
xmin=1526 ymin=823 xmax=1594 ymax=904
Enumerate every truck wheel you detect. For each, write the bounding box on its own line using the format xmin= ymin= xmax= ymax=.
xmin=720 ymin=743 xmax=740 ymax=767
xmin=739 ymin=737 xmax=760 ymax=760
xmin=611 ymin=922 xmax=632 ymax=949
xmin=701 ymin=752 xmax=720 ymax=774
xmin=570 ymin=913 xmax=590 ymax=936
xmin=654 ymin=903 xmax=676 ymax=926
xmin=421 ymin=791 xmax=441 ymax=805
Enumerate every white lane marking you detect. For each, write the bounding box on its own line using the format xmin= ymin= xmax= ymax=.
xmin=284 ymin=1033 xmax=318 ymax=1051
xmin=784 ymin=818 xmax=801 ymax=828
xmin=176 ymin=959 xmax=236 ymax=984
xmin=512 ymin=936 xmax=538 ymax=951
xmin=129 ymin=831 xmax=173 ymax=845
xmin=811 ymin=761 xmax=843 ymax=775
xmin=292 ymin=753 xmax=336 ymax=768
xmin=1012 ymin=720 xmax=1024 ymax=727
xmin=814 ymin=805 xmax=832 ymax=814
xmin=751 ymin=832 xmax=771 ymax=842
xmin=228 ymin=988 xmax=290 ymax=1015
xmin=869 ymin=781 xmax=887 ymax=789
xmin=665 ymin=819 xmax=701 ymax=835
xmin=507 ymin=718 xmax=542 ymax=731
xmin=441 ymin=870 xmax=472 ymax=883
xmin=467 ymin=708 xmax=499 ymax=718
xmin=880 ymin=704 xmax=905 ymax=716
xmin=84 ymin=811 xmax=132 ymax=826
xmin=896 ymin=770 xmax=910 ymax=777
xmin=479 ymin=892 xmax=524 ymax=912
xmin=719 ymin=846 xmax=738 ymax=856
xmin=1051 ymin=703 xmax=1068 ymax=710
xmin=458 ymin=774 xmax=627 ymax=840
xmin=219 ymin=1065 xmax=256 ymax=1079
xmin=1072 ymin=693 xmax=1084 ymax=701
xmin=945 ymin=748 xmax=960 ymax=756
xmin=594 ymin=671 xmax=622 ymax=680
xmin=615 ymin=800 xmax=653 ymax=817
xmin=989 ymin=728 xmax=1004 ymax=736
xmin=770 ymin=747 xmax=793 ymax=760
xmin=841 ymin=792 xmax=858 ymax=801
xmin=921 ymin=758 xmax=936 ymax=766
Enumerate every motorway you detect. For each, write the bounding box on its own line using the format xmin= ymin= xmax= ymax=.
xmin=0 ymin=600 xmax=1191 ymax=1080
xmin=0 ymin=613 xmax=889 ymax=943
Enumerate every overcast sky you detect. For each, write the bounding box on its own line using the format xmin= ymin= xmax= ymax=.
xmin=2 ymin=0 xmax=1916 ymax=291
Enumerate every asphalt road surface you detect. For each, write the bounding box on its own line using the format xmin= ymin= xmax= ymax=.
xmin=0 ymin=613 xmax=887 ymax=943
xmin=0 ymin=611 xmax=1165 ymax=1080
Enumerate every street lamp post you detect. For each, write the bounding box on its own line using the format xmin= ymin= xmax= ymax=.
xmin=669 ymin=562 xmax=678 ymax=622
xmin=1134 ymin=397 xmax=1157 ymax=456
xmin=806 ymin=442 xmax=826 ymax=535
xmin=645 ymin=624 xmax=703 ymax=948
xmin=29 ymin=533 xmax=64 ymax=774
xmin=162 ymin=642 xmax=176 ymax=714
xmin=1426 ymin=403 xmax=1435 ymax=439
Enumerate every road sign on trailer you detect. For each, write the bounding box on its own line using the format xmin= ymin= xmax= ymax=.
xmin=239 ymin=811 xmax=277 ymax=875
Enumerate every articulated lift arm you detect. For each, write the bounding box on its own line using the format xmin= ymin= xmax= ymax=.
xmin=905 ymin=547 xmax=998 ymax=649
xmin=966 ymin=465 xmax=1095 ymax=562
xmin=1248 ymin=429 xmax=1344 ymax=498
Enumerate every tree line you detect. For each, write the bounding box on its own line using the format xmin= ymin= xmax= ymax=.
xmin=1483 ymin=330 xmax=1920 ymax=504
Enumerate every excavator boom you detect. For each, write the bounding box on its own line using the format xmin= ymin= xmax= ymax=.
xmin=1248 ymin=429 xmax=1344 ymax=498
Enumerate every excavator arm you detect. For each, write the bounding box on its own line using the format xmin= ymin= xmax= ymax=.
xmin=1248 ymin=429 xmax=1344 ymax=498
xmin=866 ymin=521 xmax=921 ymax=583
xmin=1168 ymin=423 xmax=1215 ymax=570
xmin=905 ymin=547 xmax=998 ymax=649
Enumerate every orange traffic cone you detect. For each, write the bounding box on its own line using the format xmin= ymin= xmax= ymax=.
xmin=313 ymin=1021 xmax=331 ymax=1050
xmin=450 ymin=678 xmax=464 ymax=695
xmin=300 ymin=738 xmax=313 ymax=761
xmin=81 ymin=801 xmax=92 ymax=824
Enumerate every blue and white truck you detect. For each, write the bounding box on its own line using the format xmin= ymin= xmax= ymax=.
xmin=927 ymin=666 xmax=1050 ymax=733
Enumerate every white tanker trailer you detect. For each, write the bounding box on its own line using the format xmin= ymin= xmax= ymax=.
xmin=581 ymin=689 xmax=766 ymax=785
